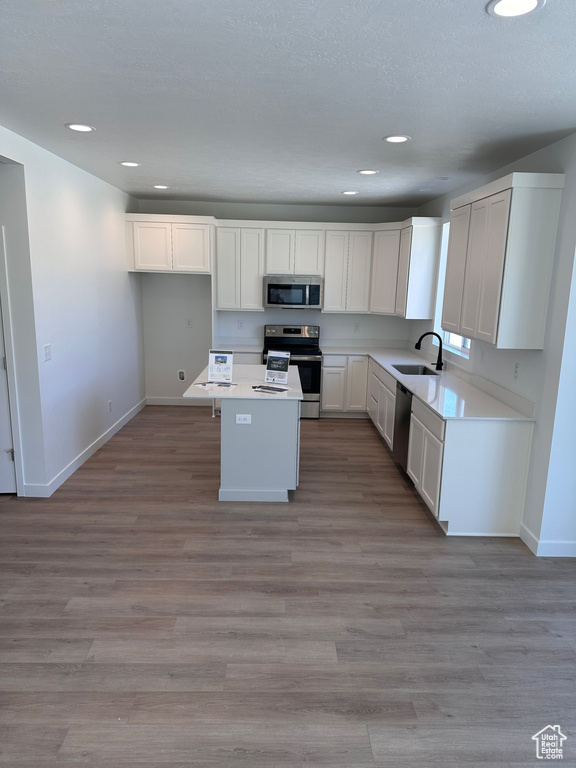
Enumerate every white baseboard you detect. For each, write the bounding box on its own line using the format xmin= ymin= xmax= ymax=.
xmin=22 ymin=399 xmax=146 ymax=498
xmin=520 ymin=523 xmax=576 ymax=557
xmin=320 ymin=412 xmax=369 ymax=419
xmin=146 ymin=397 xmax=207 ymax=406
xmin=520 ymin=522 xmax=539 ymax=554
xmin=536 ymin=540 xmax=576 ymax=557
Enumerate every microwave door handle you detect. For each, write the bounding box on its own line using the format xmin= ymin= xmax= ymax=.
xmin=305 ymin=284 xmax=310 ymax=305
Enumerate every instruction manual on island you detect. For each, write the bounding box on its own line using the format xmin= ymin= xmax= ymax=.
xmin=265 ymin=350 xmax=290 ymax=385
xmin=208 ymin=350 xmax=234 ymax=382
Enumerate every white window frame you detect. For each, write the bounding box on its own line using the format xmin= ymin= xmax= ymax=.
xmin=442 ymin=331 xmax=470 ymax=357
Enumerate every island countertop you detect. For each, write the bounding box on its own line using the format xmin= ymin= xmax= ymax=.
xmin=184 ymin=364 xmax=303 ymax=400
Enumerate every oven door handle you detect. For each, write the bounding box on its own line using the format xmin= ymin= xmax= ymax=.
xmin=288 ymin=355 xmax=322 ymax=362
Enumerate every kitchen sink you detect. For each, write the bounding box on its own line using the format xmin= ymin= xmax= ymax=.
xmin=392 ymin=364 xmax=439 ymax=376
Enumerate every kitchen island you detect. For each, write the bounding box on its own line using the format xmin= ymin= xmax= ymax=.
xmin=184 ymin=364 xmax=303 ymax=502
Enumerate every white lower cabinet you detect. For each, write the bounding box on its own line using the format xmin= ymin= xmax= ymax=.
xmin=407 ymin=396 xmax=532 ymax=536
xmin=321 ymin=361 xmax=347 ymax=411
xmin=367 ymin=359 xmax=395 ymax=450
xmin=407 ymin=411 xmax=443 ymax=518
xmin=380 ymin=382 xmax=395 ymax=449
xmin=345 ymin=356 xmax=368 ymax=411
xmin=321 ymin=355 xmax=367 ymax=413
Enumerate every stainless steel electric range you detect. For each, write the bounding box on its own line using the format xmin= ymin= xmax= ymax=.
xmin=262 ymin=325 xmax=322 ymax=419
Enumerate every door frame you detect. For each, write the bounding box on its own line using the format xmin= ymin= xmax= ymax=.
xmin=0 ymin=226 xmax=24 ymax=495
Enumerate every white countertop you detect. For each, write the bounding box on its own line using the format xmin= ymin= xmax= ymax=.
xmin=184 ymin=364 xmax=303 ymax=401
xmin=367 ymin=349 xmax=531 ymax=421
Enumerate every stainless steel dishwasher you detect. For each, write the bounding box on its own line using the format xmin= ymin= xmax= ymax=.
xmin=392 ymin=382 xmax=412 ymax=472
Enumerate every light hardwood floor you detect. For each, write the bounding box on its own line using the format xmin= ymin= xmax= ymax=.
xmin=0 ymin=405 xmax=574 ymax=766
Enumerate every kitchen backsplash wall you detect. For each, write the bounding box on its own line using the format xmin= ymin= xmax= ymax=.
xmin=214 ymin=309 xmax=411 ymax=349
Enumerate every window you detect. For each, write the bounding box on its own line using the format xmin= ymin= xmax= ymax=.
xmin=443 ymin=331 xmax=470 ymax=356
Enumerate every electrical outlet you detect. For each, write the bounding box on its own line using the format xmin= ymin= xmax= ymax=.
xmin=353 ymin=322 xmax=360 ymax=333
xmin=43 ymin=344 xmax=52 ymax=361
xmin=185 ymin=319 xmax=193 ymax=328
xmin=238 ymin=320 xmax=244 ymax=330
xmin=514 ymin=362 xmax=520 ymax=380
xmin=236 ymin=414 xmax=251 ymax=424
xmin=108 ymin=400 xmax=112 ymax=413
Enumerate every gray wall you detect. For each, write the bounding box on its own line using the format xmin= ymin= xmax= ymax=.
xmin=135 ymin=198 xmax=416 ymax=223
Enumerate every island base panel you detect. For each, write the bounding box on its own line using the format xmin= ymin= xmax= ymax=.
xmin=219 ymin=398 xmax=301 ymax=502
xmin=218 ymin=488 xmax=290 ymax=502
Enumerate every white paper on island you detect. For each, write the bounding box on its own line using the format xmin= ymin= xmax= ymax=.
xmin=265 ymin=350 xmax=290 ymax=384
xmin=208 ymin=350 xmax=234 ymax=382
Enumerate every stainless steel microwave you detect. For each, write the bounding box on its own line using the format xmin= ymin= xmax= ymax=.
xmin=264 ymin=275 xmax=323 ymax=309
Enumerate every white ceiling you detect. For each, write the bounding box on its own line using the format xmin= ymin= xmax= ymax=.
xmin=1 ymin=0 xmax=575 ymax=207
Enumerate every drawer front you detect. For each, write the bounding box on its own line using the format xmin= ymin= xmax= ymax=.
xmin=379 ymin=367 xmax=397 ymax=393
xmin=323 ymin=355 xmax=347 ymax=368
xmin=412 ymin=398 xmax=445 ymax=441
xmin=369 ymin=360 xmax=397 ymax=394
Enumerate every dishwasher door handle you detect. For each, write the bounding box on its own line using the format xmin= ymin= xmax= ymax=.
xmin=397 ymin=382 xmax=412 ymax=398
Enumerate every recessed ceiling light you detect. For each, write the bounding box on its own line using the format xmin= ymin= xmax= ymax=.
xmin=384 ymin=135 xmax=411 ymax=143
xmin=154 ymin=185 xmax=169 ymax=190
xmin=486 ymin=0 xmax=545 ymax=17
xmin=66 ymin=123 xmax=94 ymax=132
xmin=357 ymin=170 xmax=378 ymax=175
xmin=120 ymin=161 xmax=140 ymax=167
xmin=342 ymin=191 xmax=358 ymax=195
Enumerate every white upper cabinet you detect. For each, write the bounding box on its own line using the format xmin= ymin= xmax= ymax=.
xmin=370 ymin=229 xmax=400 ymax=314
xmin=172 ymin=223 xmax=211 ymax=272
xmin=265 ymin=229 xmax=324 ymax=275
xmin=441 ymin=205 xmax=471 ymax=334
xmin=127 ymin=215 xmax=213 ymax=274
xmin=460 ymin=190 xmax=511 ymax=343
xmin=346 ymin=232 xmax=373 ymax=313
xmin=132 ymin=222 xmax=172 ymax=271
xmin=216 ymin=228 xmax=240 ymax=309
xmin=323 ymin=231 xmax=373 ymax=313
xmin=441 ymin=173 xmax=564 ymax=349
xmin=266 ymin=229 xmax=294 ymax=274
xmin=216 ymin=227 xmax=264 ymax=311
xmin=395 ymin=218 xmax=441 ymax=319
xmin=323 ymin=232 xmax=348 ymax=311
xmin=295 ymin=230 xmax=325 ymax=274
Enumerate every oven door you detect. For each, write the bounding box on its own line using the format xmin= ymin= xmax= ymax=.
xmin=290 ymin=356 xmax=321 ymax=397
xmin=262 ymin=353 xmax=321 ymax=418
